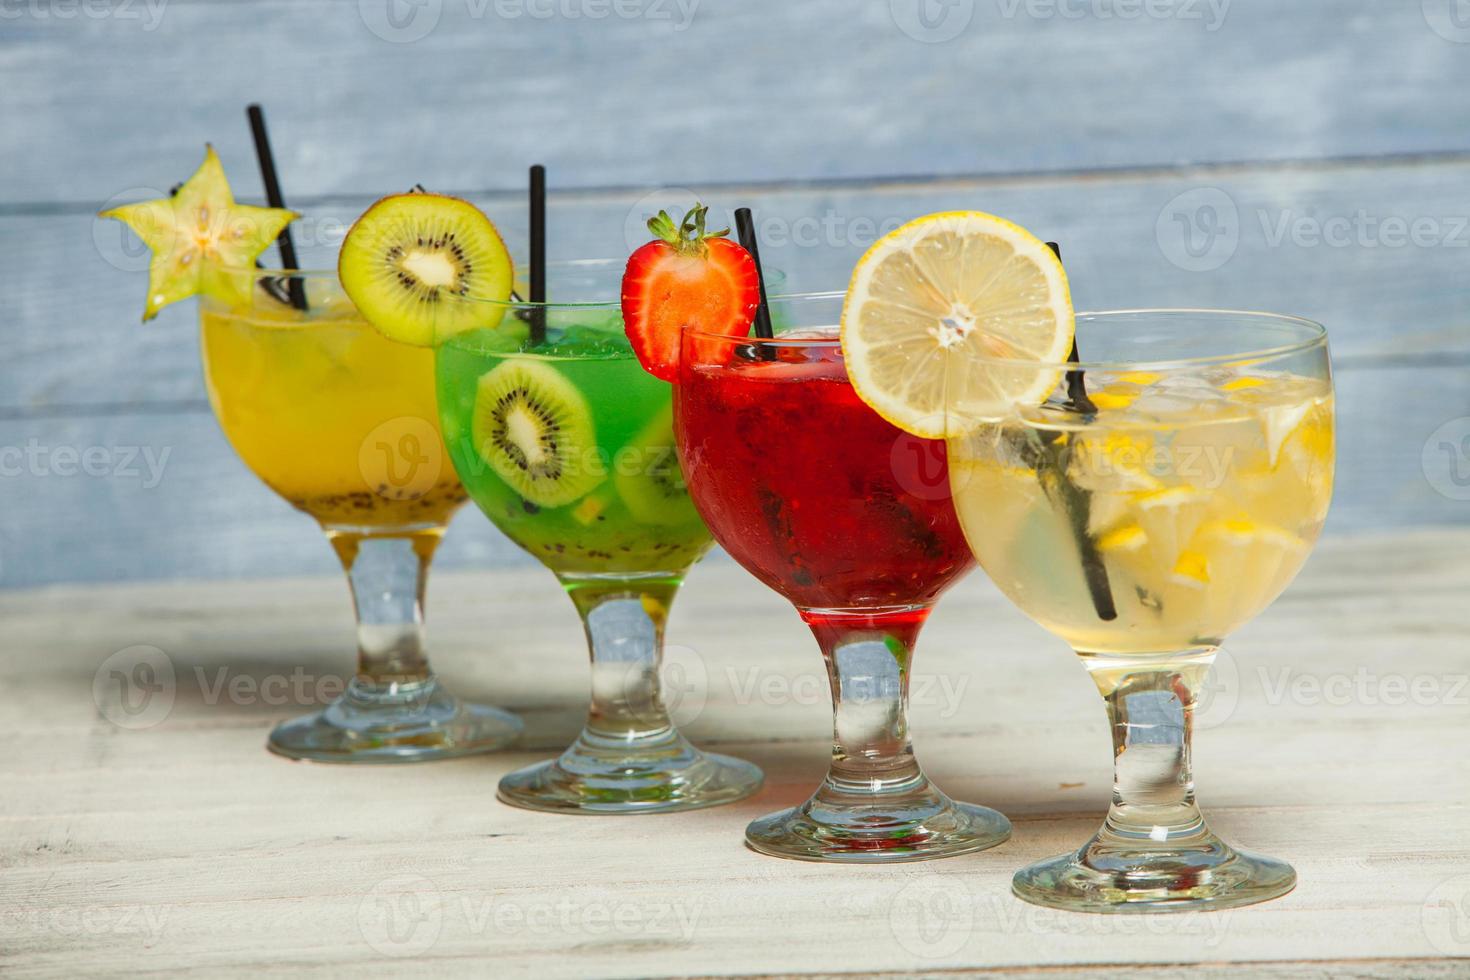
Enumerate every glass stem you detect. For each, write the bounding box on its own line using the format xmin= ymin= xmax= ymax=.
xmin=330 ymin=533 xmax=440 ymax=698
xmin=565 ymin=578 xmax=683 ymax=748
xmin=1082 ymin=648 xmax=1215 ymax=846
xmin=803 ymin=607 xmax=931 ymax=796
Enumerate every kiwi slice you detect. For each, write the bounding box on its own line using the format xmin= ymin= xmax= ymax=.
xmin=472 ymin=360 xmax=603 ymax=508
xmin=615 ymin=408 xmax=701 ymax=526
xmin=338 ymin=192 xmax=514 ymax=346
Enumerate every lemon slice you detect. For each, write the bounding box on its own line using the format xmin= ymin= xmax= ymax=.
xmin=840 ymin=212 xmax=1074 ymax=438
xmin=1189 ymin=519 xmax=1311 ymax=621
xmin=1095 ymin=486 xmax=1213 ymax=587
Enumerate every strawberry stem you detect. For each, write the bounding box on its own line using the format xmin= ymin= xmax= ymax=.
xmin=646 ymin=203 xmax=730 ymax=258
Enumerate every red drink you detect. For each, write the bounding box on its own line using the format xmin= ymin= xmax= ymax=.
xmin=673 ymin=315 xmax=1008 ymax=863
xmin=674 ymin=336 xmax=974 ymax=612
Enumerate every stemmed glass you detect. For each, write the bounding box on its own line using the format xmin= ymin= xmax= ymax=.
xmin=945 ymin=309 xmax=1334 ymax=910
xmin=434 ymin=260 xmax=763 ymax=814
xmin=199 ymin=268 xmax=524 ymax=762
xmin=674 ymin=292 xmax=1012 ymax=862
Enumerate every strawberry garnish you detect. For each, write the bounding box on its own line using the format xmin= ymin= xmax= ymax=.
xmin=621 ymin=204 xmax=761 ymax=382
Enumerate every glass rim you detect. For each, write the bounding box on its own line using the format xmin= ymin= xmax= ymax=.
xmin=229 ymin=259 xmax=791 ymax=312
xmin=683 ymin=307 xmax=1329 ymax=372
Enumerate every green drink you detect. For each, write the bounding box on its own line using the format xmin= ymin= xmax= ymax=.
xmin=437 ymin=322 xmax=710 ymax=582
xmin=435 ymin=283 xmax=762 ymax=815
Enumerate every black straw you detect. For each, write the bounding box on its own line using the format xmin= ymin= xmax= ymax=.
xmin=1047 ymin=242 xmax=1094 ymax=413
xmin=733 ymin=208 xmax=775 ymax=341
xmin=529 ymin=164 xmax=547 ymax=345
xmin=1043 ymin=240 xmax=1116 ymax=622
xmin=245 ymin=105 xmax=307 ymax=311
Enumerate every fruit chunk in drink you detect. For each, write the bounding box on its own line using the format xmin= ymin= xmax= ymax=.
xmin=436 ymin=324 xmax=711 ymax=579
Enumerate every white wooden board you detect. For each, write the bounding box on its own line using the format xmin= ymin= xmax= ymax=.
xmin=3 ymin=530 xmax=1469 ymax=975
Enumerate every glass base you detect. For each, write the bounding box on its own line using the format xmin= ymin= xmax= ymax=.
xmin=746 ymin=790 xmax=1011 ymax=864
xmin=1013 ymin=833 xmax=1296 ymax=913
xmin=497 ymin=732 xmax=763 ymax=814
xmin=267 ymin=677 xmax=523 ymax=763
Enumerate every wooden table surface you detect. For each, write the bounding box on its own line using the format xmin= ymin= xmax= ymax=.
xmin=4 ymin=530 xmax=1469 ymax=977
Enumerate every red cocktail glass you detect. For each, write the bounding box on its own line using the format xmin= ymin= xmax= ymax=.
xmin=674 ymin=292 xmax=1011 ymax=862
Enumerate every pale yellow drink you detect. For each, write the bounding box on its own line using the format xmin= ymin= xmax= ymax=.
xmin=948 ymin=371 xmax=1333 ymax=655
xmin=199 ymin=288 xmax=466 ymax=532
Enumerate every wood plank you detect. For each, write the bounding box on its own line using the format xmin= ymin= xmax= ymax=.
xmin=16 ymin=158 xmax=1470 ymax=416
xmin=2 ymin=531 xmax=1468 ymax=975
xmin=4 ymin=0 xmax=1469 ymax=206
xmin=1 ymin=358 xmax=1463 ymax=588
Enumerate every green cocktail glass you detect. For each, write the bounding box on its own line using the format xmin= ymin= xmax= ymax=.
xmin=435 ymin=261 xmax=763 ymax=814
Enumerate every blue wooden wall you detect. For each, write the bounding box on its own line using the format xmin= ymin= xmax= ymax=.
xmin=3 ymin=0 xmax=1469 ymax=586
